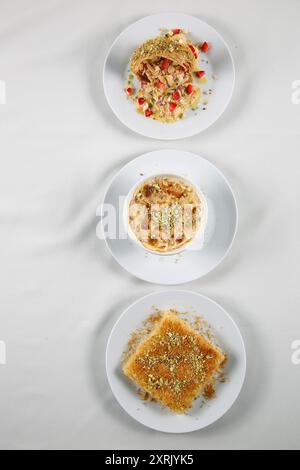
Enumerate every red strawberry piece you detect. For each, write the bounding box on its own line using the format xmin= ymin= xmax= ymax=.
xmin=201 ymin=41 xmax=209 ymax=52
xmin=138 ymin=97 xmax=145 ymax=105
xmin=188 ymin=44 xmax=198 ymax=58
xmin=155 ymin=81 xmax=165 ymax=90
xmin=172 ymin=28 xmax=181 ymax=35
xmin=160 ymin=58 xmax=170 ymax=70
xmin=186 ymin=84 xmax=193 ymax=95
xmin=126 ymin=87 xmax=133 ymax=95
xmin=195 ymin=70 xmax=206 ymax=79
xmin=169 ymin=102 xmax=177 ymax=112
xmin=145 ymin=109 xmax=153 ymax=117
xmin=172 ymin=90 xmax=180 ymax=101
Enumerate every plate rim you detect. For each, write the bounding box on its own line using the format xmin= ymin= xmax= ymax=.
xmin=102 ymin=12 xmax=236 ymax=140
xmin=100 ymin=149 xmax=239 ymax=285
xmin=105 ymin=289 xmax=247 ymax=433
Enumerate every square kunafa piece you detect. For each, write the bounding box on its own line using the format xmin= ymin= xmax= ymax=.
xmin=123 ymin=310 xmax=226 ymax=413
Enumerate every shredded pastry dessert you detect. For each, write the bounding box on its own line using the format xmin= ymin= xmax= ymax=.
xmin=123 ymin=310 xmax=226 ymax=413
xmin=126 ymin=29 xmax=210 ymax=122
xmin=128 ymin=175 xmax=205 ymax=253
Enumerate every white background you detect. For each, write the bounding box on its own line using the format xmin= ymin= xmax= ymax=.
xmin=0 ymin=0 xmax=300 ymax=450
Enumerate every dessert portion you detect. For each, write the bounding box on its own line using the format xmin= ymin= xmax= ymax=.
xmin=128 ymin=175 xmax=205 ymax=254
xmin=126 ymin=29 xmax=209 ymax=122
xmin=123 ymin=310 xmax=226 ymax=414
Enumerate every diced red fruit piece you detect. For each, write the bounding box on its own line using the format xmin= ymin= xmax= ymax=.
xmin=169 ymin=102 xmax=177 ymax=112
xmin=155 ymin=81 xmax=165 ymax=90
xmin=145 ymin=109 xmax=153 ymax=117
xmin=172 ymin=28 xmax=181 ymax=35
xmin=126 ymin=87 xmax=133 ymax=95
xmin=201 ymin=41 xmax=209 ymax=52
xmin=138 ymin=97 xmax=145 ymax=105
xmin=195 ymin=70 xmax=206 ymax=79
xmin=186 ymin=84 xmax=193 ymax=95
xmin=172 ymin=90 xmax=180 ymax=101
xmin=160 ymin=58 xmax=170 ymax=70
xmin=188 ymin=44 xmax=198 ymax=58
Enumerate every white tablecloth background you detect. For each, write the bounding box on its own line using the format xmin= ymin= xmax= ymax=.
xmin=0 ymin=0 xmax=300 ymax=450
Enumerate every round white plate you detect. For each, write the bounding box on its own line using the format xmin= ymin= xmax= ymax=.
xmin=101 ymin=149 xmax=238 ymax=285
xmin=106 ymin=290 xmax=246 ymax=433
xmin=103 ymin=13 xmax=235 ymax=140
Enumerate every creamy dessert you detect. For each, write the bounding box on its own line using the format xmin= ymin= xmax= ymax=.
xmin=126 ymin=29 xmax=210 ymax=122
xmin=128 ymin=175 xmax=205 ymax=253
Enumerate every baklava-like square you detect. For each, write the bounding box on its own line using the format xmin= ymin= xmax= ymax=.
xmin=123 ymin=310 xmax=225 ymax=413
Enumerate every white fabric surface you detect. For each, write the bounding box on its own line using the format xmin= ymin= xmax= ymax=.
xmin=0 ymin=0 xmax=300 ymax=450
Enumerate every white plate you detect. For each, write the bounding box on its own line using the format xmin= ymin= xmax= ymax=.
xmin=103 ymin=13 xmax=235 ymax=140
xmin=106 ymin=290 xmax=246 ymax=433
xmin=101 ymin=149 xmax=238 ymax=285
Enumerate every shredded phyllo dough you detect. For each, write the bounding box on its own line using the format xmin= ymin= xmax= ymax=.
xmin=128 ymin=175 xmax=204 ymax=253
xmin=123 ymin=309 xmax=227 ymax=413
xmin=126 ymin=29 xmax=210 ymax=122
